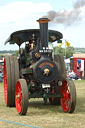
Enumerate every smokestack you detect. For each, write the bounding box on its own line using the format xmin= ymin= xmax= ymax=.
xmin=37 ymin=18 xmax=50 ymax=48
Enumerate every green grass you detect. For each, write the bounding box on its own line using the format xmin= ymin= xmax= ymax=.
xmin=0 ymin=80 xmax=85 ymax=128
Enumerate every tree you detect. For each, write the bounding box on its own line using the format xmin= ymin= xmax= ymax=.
xmin=53 ymin=46 xmax=75 ymax=59
xmin=65 ymin=46 xmax=75 ymax=58
xmin=53 ymin=46 xmax=64 ymax=56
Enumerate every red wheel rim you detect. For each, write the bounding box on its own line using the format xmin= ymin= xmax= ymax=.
xmin=15 ymin=81 xmax=22 ymax=114
xmin=60 ymin=80 xmax=70 ymax=112
xmin=49 ymin=89 xmax=54 ymax=102
xmin=49 ymin=82 xmax=55 ymax=102
xmin=4 ymin=59 xmax=7 ymax=105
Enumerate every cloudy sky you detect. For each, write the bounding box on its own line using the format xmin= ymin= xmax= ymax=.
xmin=0 ymin=0 xmax=85 ymax=50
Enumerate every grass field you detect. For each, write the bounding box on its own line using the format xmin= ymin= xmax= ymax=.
xmin=0 ymin=80 xmax=85 ymax=128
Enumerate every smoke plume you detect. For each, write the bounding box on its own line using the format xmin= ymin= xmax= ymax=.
xmin=43 ymin=0 xmax=85 ymax=26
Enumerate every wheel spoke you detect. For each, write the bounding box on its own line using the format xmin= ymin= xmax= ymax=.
xmin=4 ymin=60 xmax=7 ymax=105
xmin=15 ymin=81 xmax=22 ymax=113
xmin=60 ymin=79 xmax=70 ymax=112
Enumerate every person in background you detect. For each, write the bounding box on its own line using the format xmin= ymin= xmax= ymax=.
xmin=69 ymin=70 xmax=75 ymax=76
xmin=0 ymin=69 xmax=4 ymax=82
xmin=68 ymin=70 xmax=76 ymax=79
xmin=0 ymin=65 xmax=2 ymax=70
xmin=66 ymin=70 xmax=69 ymax=78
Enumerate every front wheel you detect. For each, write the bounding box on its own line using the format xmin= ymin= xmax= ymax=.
xmin=60 ymin=78 xmax=76 ymax=113
xmin=15 ymin=79 xmax=28 ymax=115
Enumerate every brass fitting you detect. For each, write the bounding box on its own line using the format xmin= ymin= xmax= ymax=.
xmin=44 ymin=68 xmax=50 ymax=75
xmin=35 ymin=52 xmax=40 ymax=58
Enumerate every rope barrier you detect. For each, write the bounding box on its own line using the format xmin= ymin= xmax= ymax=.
xmin=0 ymin=119 xmax=39 ymax=128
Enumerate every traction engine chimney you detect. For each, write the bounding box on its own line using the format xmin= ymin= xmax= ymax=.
xmin=37 ymin=18 xmax=50 ymax=49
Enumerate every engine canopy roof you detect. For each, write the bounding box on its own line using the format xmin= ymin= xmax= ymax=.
xmin=5 ymin=29 xmax=63 ymax=46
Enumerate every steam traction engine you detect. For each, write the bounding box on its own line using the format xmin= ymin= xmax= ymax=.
xmin=4 ymin=18 xmax=76 ymax=115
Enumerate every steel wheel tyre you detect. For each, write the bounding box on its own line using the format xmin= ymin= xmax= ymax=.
xmin=60 ymin=78 xmax=76 ymax=113
xmin=15 ymin=79 xmax=28 ymax=115
xmin=10 ymin=56 xmax=19 ymax=106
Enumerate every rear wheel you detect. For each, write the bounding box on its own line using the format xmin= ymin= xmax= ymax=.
xmin=50 ymin=54 xmax=66 ymax=105
xmin=54 ymin=54 xmax=66 ymax=80
xmin=60 ymin=78 xmax=76 ymax=113
xmin=15 ymin=79 xmax=28 ymax=115
xmin=4 ymin=56 xmax=19 ymax=107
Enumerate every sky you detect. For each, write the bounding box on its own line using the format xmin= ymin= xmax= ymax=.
xmin=0 ymin=0 xmax=85 ymax=50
